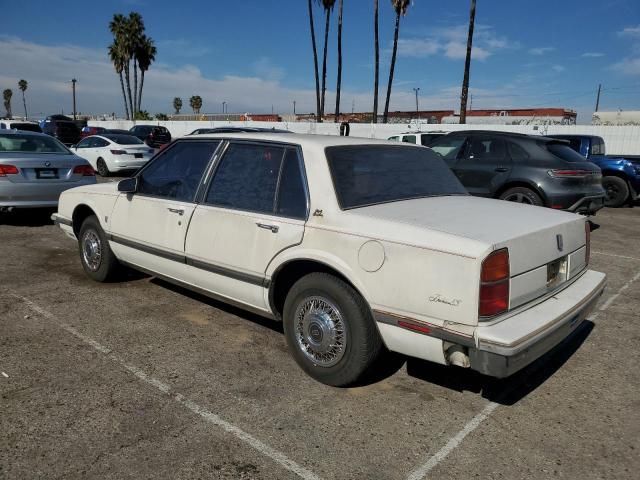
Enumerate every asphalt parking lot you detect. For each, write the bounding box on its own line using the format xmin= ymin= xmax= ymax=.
xmin=1 ymin=188 xmax=639 ymax=479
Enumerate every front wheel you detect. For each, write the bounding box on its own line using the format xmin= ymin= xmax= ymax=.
xmin=499 ymin=187 xmax=543 ymax=206
xmin=78 ymin=215 xmax=120 ymax=282
xmin=602 ymin=176 xmax=629 ymax=208
xmin=283 ymin=273 xmax=382 ymax=387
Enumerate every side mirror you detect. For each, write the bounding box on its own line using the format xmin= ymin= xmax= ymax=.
xmin=118 ymin=177 xmax=138 ymax=193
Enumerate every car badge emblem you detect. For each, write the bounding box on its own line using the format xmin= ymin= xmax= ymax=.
xmin=556 ymin=234 xmax=564 ymax=252
xmin=44 ymin=161 xmax=51 ymax=167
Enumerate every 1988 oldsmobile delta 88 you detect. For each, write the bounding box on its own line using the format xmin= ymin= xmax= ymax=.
xmin=52 ymin=134 xmax=606 ymax=386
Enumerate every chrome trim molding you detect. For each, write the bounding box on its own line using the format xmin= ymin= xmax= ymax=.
xmin=51 ymin=214 xmax=73 ymax=227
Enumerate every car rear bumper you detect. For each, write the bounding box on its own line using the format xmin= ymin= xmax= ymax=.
xmin=0 ymin=179 xmax=95 ymax=208
xmin=566 ymin=194 xmax=605 ymax=215
xmin=469 ymin=269 xmax=606 ymax=377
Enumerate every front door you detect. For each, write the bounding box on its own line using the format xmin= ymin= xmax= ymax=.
xmin=109 ymin=140 xmax=220 ymax=278
xmin=185 ymin=142 xmax=308 ymax=310
xmin=453 ymin=135 xmax=512 ymax=197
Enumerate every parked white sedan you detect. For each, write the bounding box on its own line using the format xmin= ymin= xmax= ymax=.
xmin=71 ymin=134 xmax=155 ymax=176
xmin=52 ymin=134 xmax=606 ymax=386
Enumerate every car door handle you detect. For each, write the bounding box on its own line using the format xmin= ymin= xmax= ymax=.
xmin=256 ymin=223 xmax=279 ymax=233
xmin=167 ymin=208 xmax=185 ymax=216
xmin=494 ymin=167 xmax=509 ymax=173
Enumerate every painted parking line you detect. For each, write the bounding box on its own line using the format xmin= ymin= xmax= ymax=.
xmin=593 ymin=251 xmax=640 ymax=262
xmin=10 ymin=293 xmax=322 ymax=480
xmin=406 ymin=269 xmax=640 ymax=480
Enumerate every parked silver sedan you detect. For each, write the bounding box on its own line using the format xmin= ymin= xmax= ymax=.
xmin=0 ymin=131 xmax=96 ymax=212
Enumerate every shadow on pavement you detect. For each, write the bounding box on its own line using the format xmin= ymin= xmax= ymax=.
xmin=0 ymin=208 xmax=56 ymax=227
xmin=406 ymin=321 xmax=594 ymax=406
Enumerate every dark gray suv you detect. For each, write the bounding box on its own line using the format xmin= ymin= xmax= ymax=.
xmin=428 ymin=130 xmax=605 ymax=215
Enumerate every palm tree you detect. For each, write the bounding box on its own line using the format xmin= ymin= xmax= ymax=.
xmin=109 ymin=14 xmax=133 ymax=119
xmin=173 ymin=97 xmax=183 ymax=114
xmin=383 ymin=0 xmax=410 ymax=123
xmin=127 ymin=12 xmax=144 ymax=118
xmin=334 ymin=0 xmax=344 ymax=122
xmin=108 ymin=41 xmax=130 ymax=119
xmin=3 ymin=89 xmax=13 ymax=119
xmin=459 ymin=0 xmax=476 ymax=124
xmin=18 ymin=79 xmax=28 ymax=119
xmin=189 ymin=95 xmax=202 ymax=114
xmin=136 ymin=34 xmax=156 ymax=113
xmin=373 ymin=0 xmax=379 ymax=123
xmin=318 ymin=0 xmax=336 ymax=119
xmin=307 ymin=0 xmax=322 ymax=122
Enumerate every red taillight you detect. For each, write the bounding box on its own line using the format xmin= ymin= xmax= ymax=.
xmin=479 ymin=248 xmax=510 ymax=318
xmin=110 ymin=149 xmax=126 ymax=155
xmin=585 ymin=221 xmax=590 ymax=265
xmin=548 ymin=169 xmax=595 ymax=178
xmin=73 ymin=165 xmax=95 ymax=176
xmin=0 ymin=164 xmax=19 ymax=176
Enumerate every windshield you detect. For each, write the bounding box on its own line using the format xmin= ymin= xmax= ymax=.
xmin=326 ymin=145 xmax=467 ymax=209
xmin=0 ymin=133 xmax=70 ymax=154
xmin=103 ymin=134 xmax=144 ymax=145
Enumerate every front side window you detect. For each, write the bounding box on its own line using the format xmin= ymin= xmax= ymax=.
xmin=137 ymin=141 xmax=219 ymax=202
xmin=429 ymin=135 xmax=467 ymax=166
xmin=94 ymin=138 xmax=110 ymax=148
xmin=402 ymin=135 xmax=417 ymax=144
xmin=326 ymin=145 xmax=467 ymax=210
xmin=76 ymin=138 xmax=92 ymax=148
xmin=466 ymin=137 xmax=507 ymax=162
xmin=206 ymin=143 xmax=307 ymax=219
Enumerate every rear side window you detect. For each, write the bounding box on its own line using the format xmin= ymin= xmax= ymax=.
xmin=206 ymin=143 xmax=307 ymax=219
xmin=420 ymin=134 xmax=441 ymax=147
xmin=402 ymin=135 xmax=417 ymax=144
xmin=508 ymin=142 xmax=530 ymax=162
xmin=546 ymin=142 xmax=589 ymax=163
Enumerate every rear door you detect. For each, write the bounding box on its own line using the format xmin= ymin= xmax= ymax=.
xmin=185 ymin=141 xmax=308 ymax=310
xmin=453 ymin=134 xmax=512 ymax=196
xmin=109 ymin=140 xmax=220 ymax=278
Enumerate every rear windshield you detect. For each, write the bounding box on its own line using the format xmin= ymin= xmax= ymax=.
xmin=10 ymin=123 xmax=42 ymax=133
xmin=545 ymin=142 xmax=589 ymax=163
xmin=0 ymin=133 xmax=70 ymax=154
xmin=326 ymin=145 xmax=467 ymax=209
xmin=103 ymin=134 xmax=144 ymax=145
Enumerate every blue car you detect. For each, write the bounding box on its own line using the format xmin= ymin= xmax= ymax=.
xmin=548 ymin=135 xmax=640 ymax=207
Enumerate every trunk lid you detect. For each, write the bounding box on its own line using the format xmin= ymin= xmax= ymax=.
xmin=1 ymin=153 xmax=90 ymax=183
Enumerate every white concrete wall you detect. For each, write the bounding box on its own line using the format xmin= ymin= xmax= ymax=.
xmin=92 ymin=120 xmax=640 ymax=155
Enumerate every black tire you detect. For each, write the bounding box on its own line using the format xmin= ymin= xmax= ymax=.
xmin=499 ymin=187 xmax=544 ymax=206
xmin=283 ymin=273 xmax=383 ymax=387
xmin=602 ymin=176 xmax=629 ymax=208
xmin=96 ymin=158 xmax=110 ymax=177
xmin=78 ymin=215 xmax=120 ymax=282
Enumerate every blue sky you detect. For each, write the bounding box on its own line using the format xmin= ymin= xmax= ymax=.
xmin=1 ymin=0 xmax=639 ymax=122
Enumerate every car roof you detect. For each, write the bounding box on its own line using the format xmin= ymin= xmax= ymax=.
xmin=0 ymin=129 xmax=54 ymax=138
xmin=396 ymin=130 xmax=448 ymax=135
xmin=180 ymin=132 xmax=415 ymax=148
xmin=444 ymin=129 xmax=566 ymax=142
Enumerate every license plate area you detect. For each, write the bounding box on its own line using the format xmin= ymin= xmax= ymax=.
xmin=134 ymin=153 xmax=143 ymax=158
xmin=547 ymin=256 xmax=568 ymax=289
xmin=36 ymin=168 xmax=58 ymax=179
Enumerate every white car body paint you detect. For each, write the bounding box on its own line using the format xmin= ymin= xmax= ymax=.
xmin=54 ymin=133 xmax=606 ymax=376
xmin=72 ymin=135 xmax=154 ymax=174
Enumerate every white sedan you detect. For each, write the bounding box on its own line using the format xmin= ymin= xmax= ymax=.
xmin=53 ymin=133 xmax=606 ymax=386
xmin=71 ymin=134 xmax=155 ymax=176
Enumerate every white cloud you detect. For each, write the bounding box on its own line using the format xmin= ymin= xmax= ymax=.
xmin=581 ymin=52 xmax=605 ymax=58
xmin=156 ymin=39 xmax=211 ymax=58
xmin=528 ymin=47 xmax=555 ymax=56
xmin=611 ymin=57 xmax=640 ymax=75
xmin=397 ymin=38 xmax=440 ymax=58
xmin=618 ymin=25 xmax=640 ymax=37
xmin=552 ymin=65 xmax=566 ymax=72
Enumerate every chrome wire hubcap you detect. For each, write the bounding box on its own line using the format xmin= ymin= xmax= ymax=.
xmin=82 ymin=230 xmax=102 ymax=271
xmin=294 ymin=296 xmax=346 ymax=367
xmin=504 ymin=192 xmax=532 ymax=204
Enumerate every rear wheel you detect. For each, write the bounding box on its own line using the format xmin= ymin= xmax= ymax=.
xmin=499 ymin=187 xmax=543 ymax=206
xmin=283 ymin=273 xmax=382 ymax=387
xmin=96 ymin=158 xmax=110 ymax=177
xmin=602 ymin=176 xmax=629 ymax=208
xmin=78 ymin=215 xmax=119 ymax=282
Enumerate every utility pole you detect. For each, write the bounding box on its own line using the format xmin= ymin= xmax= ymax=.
xmin=351 ymin=99 xmax=355 ymax=114
xmin=222 ymin=101 xmax=227 ymax=114
xmin=413 ymin=87 xmax=420 ymax=119
xmin=71 ymin=78 xmax=77 ymax=120
xmin=595 ymin=84 xmax=602 ymax=112
xmin=459 ymin=0 xmax=476 ymax=124
xmin=293 ymin=100 xmax=296 ymax=115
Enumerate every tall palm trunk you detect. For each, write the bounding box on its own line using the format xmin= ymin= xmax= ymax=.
xmin=383 ymin=11 xmax=401 ymax=123
xmin=138 ymin=71 xmax=145 ymax=113
xmin=119 ymin=72 xmax=130 ymax=120
xmin=308 ymin=0 xmax=322 ymax=122
xmin=334 ymin=0 xmax=343 ymax=122
xmin=21 ymin=91 xmax=27 ymax=119
xmin=373 ymin=0 xmax=379 ymax=123
xmin=459 ymin=0 xmax=476 ymax=124
xmin=133 ymin=59 xmax=138 ymax=118
xmin=124 ymin=63 xmax=134 ymax=121
xmin=320 ymin=7 xmax=331 ymax=119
